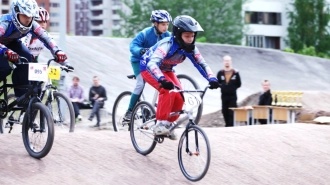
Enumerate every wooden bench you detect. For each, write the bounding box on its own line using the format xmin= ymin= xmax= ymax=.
xmin=229 ymin=107 xmax=254 ymax=126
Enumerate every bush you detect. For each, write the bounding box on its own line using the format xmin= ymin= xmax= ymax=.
xmin=283 ymin=47 xmax=295 ymax=53
xmin=196 ymin=36 xmax=207 ymax=43
xmin=297 ymin=45 xmax=317 ymax=56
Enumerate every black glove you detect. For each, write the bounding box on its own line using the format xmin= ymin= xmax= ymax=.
xmin=160 ymin=79 xmax=174 ymax=90
xmin=65 ymin=64 xmax=74 ymax=71
xmin=209 ymin=81 xmax=220 ymax=89
xmin=140 ymin=48 xmax=149 ymax=55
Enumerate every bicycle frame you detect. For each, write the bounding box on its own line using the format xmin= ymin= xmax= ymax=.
xmin=134 ymin=85 xmax=209 ymax=140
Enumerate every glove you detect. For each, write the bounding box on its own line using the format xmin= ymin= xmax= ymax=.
xmin=65 ymin=64 xmax=74 ymax=71
xmin=140 ymin=48 xmax=149 ymax=55
xmin=5 ymin=49 xmax=19 ymax=63
xmin=160 ymin=79 xmax=174 ymax=90
xmin=55 ymin=50 xmax=67 ymax=63
xmin=209 ymin=80 xmax=220 ymax=89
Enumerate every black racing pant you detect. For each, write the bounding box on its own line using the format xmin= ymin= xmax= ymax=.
xmin=221 ymin=95 xmax=237 ymax=127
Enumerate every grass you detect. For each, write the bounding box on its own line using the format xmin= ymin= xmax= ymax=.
xmin=0 ymin=73 xmax=14 ymax=99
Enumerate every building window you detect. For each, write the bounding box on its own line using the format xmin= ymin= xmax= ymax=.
xmin=50 ymin=3 xmax=59 ymax=7
xmin=50 ymin=22 xmax=59 ymax=27
xmin=246 ymin=35 xmax=281 ymax=49
xmin=246 ymin=35 xmax=264 ymax=48
xmin=39 ymin=3 xmax=45 ymax=7
xmin=2 ymin=0 xmax=9 ymax=5
xmin=112 ymin=10 xmax=117 ymax=14
xmin=265 ymin=36 xmax=280 ymax=49
xmin=50 ymin=13 xmax=59 ymax=17
xmin=2 ymin=10 xmax=9 ymax=14
xmin=245 ymin=11 xmax=281 ymax=25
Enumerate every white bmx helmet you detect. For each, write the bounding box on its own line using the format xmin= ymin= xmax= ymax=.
xmin=11 ymin=0 xmax=39 ymax=34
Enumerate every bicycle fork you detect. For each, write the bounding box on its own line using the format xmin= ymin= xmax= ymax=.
xmin=184 ymin=120 xmax=200 ymax=156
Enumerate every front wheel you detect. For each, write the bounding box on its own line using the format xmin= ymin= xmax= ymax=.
xmin=46 ymin=92 xmax=75 ymax=132
xmin=178 ymin=125 xmax=211 ymax=181
xmin=130 ymin=101 xmax=157 ymax=155
xmin=22 ymin=102 xmax=55 ymax=159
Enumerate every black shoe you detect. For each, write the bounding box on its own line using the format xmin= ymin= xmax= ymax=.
xmin=92 ymin=123 xmax=100 ymax=127
xmin=88 ymin=116 xmax=93 ymax=121
xmin=123 ymin=110 xmax=132 ymax=121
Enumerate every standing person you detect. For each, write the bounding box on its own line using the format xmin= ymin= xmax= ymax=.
xmin=258 ymin=80 xmax=272 ymax=124
xmin=217 ymin=55 xmax=242 ymax=127
xmin=67 ymin=76 xmax=85 ymax=122
xmin=140 ymin=15 xmax=220 ymax=140
xmin=123 ymin=10 xmax=172 ymax=121
xmin=88 ymin=76 xmax=107 ymax=127
xmin=0 ymin=0 xmax=68 ymax=97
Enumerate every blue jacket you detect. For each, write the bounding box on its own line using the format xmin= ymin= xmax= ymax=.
xmin=129 ymin=26 xmax=171 ymax=63
xmin=0 ymin=14 xmax=60 ymax=55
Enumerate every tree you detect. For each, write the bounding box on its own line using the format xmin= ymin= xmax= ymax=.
xmin=119 ymin=0 xmax=246 ymax=45
xmin=286 ymin=0 xmax=330 ymax=54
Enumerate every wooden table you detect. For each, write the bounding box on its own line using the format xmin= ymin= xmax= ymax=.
xmin=252 ymin=105 xmax=272 ymax=124
xmin=229 ymin=107 xmax=254 ymax=126
xmin=270 ymin=106 xmax=302 ymax=124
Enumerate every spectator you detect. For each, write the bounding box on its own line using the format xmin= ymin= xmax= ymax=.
xmin=258 ymin=80 xmax=272 ymax=124
xmin=88 ymin=76 xmax=107 ymax=127
xmin=67 ymin=76 xmax=84 ymax=121
xmin=217 ymin=55 xmax=242 ymax=127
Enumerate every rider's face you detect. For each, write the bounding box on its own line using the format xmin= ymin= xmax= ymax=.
xmin=37 ymin=21 xmax=47 ymax=30
xmin=18 ymin=14 xmax=33 ymax=26
xmin=181 ymin=32 xmax=195 ymax=44
xmin=154 ymin=22 xmax=169 ymax=33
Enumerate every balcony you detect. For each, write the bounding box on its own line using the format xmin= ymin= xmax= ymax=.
xmin=90 ymin=24 xmax=104 ymax=30
xmin=90 ymin=4 xmax=104 ymax=10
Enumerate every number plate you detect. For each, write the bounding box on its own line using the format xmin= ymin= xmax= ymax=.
xmin=28 ymin=63 xmax=48 ymax=81
xmin=48 ymin=66 xmax=61 ymax=80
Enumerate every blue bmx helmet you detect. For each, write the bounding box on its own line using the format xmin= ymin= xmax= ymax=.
xmin=172 ymin=15 xmax=204 ymax=52
xmin=150 ymin=10 xmax=172 ymax=23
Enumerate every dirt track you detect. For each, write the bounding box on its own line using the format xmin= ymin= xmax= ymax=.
xmin=1 ymin=122 xmax=330 ymax=185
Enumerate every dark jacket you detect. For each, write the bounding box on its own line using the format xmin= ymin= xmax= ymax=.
xmin=89 ymin=85 xmax=107 ymax=102
xmin=217 ymin=69 xmax=241 ymax=97
xmin=258 ymin=90 xmax=272 ymax=106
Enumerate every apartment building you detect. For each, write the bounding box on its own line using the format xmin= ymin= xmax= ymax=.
xmin=77 ymin=0 xmax=123 ymax=36
xmin=243 ymin=0 xmax=292 ymax=50
xmin=0 ymin=0 xmax=12 ymax=14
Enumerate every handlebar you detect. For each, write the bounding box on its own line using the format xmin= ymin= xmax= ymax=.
xmin=47 ymin=58 xmax=74 ymax=73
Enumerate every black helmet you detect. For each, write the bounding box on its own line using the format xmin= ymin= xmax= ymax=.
xmin=172 ymin=15 xmax=204 ymax=52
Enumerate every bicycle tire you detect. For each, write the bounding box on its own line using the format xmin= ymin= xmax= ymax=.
xmin=177 ymin=74 xmax=203 ymax=125
xmin=22 ymin=102 xmax=55 ymax=159
xmin=1 ymin=94 xmax=24 ymax=134
xmin=112 ymin=91 xmax=132 ymax=132
xmin=46 ymin=92 xmax=75 ymax=132
xmin=178 ymin=125 xmax=211 ymax=181
xmin=0 ymin=118 xmax=3 ymax=134
xmin=130 ymin=101 xmax=157 ymax=155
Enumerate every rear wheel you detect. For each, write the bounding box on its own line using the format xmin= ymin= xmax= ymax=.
xmin=46 ymin=92 xmax=75 ymax=132
xmin=22 ymin=102 xmax=55 ymax=159
xmin=177 ymin=74 xmax=203 ymax=125
xmin=130 ymin=101 xmax=157 ymax=155
xmin=1 ymin=94 xmax=24 ymax=134
xmin=112 ymin=91 xmax=133 ymax=132
xmin=178 ymin=125 xmax=211 ymax=181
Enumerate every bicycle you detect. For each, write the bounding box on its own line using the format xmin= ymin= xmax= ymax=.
xmin=2 ymin=59 xmax=75 ymax=133
xmin=0 ymin=57 xmax=55 ymax=159
xmin=129 ymin=85 xmax=211 ymax=181
xmin=112 ymin=74 xmax=203 ymax=132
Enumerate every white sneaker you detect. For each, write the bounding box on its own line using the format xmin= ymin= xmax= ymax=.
xmin=77 ymin=115 xmax=82 ymax=121
xmin=153 ymin=120 xmax=170 ymax=135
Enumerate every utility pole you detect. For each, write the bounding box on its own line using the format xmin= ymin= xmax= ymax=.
xmin=59 ymin=0 xmax=66 ymax=93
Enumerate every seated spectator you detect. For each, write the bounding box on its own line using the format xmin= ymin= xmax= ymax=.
xmin=67 ymin=76 xmax=84 ymax=121
xmin=258 ymin=80 xmax=272 ymax=124
xmin=88 ymin=76 xmax=107 ymax=127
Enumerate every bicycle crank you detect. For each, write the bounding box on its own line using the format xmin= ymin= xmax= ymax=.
xmin=0 ymin=99 xmax=8 ymax=119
